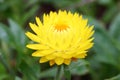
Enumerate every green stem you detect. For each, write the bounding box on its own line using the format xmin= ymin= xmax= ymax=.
xmin=64 ymin=65 xmax=71 ymax=80
xmin=54 ymin=66 xmax=62 ymax=80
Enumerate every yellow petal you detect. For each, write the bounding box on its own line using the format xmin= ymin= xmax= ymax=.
xmin=78 ymin=38 xmax=94 ymax=51
xmin=84 ymin=26 xmax=94 ymax=39
xmin=87 ymin=30 xmax=95 ymax=39
xmin=45 ymin=54 xmax=56 ymax=60
xmin=32 ymin=49 xmax=54 ymax=57
xmin=74 ymin=53 xmax=87 ymax=58
xmin=79 ymin=43 xmax=94 ymax=51
xmin=80 ymin=19 xmax=88 ymax=29
xmin=84 ymin=43 xmax=94 ymax=50
xmin=55 ymin=57 xmax=64 ymax=65
xmin=64 ymin=59 xmax=71 ymax=65
xmin=36 ymin=17 xmax=43 ymax=27
xmin=49 ymin=60 xmax=55 ymax=66
xmin=53 ymin=52 xmax=72 ymax=59
xmin=26 ymin=44 xmax=49 ymax=50
xmin=25 ymin=32 xmax=41 ymax=43
xmin=73 ymin=51 xmax=87 ymax=57
xmin=88 ymin=25 xmax=94 ymax=34
xmin=39 ymin=57 xmax=48 ymax=63
xmin=29 ymin=23 xmax=41 ymax=35
xmin=43 ymin=14 xmax=49 ymax=25
xmin=61 ymin=53 xmax=72 ymax=59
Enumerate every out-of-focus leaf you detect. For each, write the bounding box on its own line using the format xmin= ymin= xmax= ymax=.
xmin=15 ymin=76 xmax=22 ymax=80
xmin=8 ymin=19 xmax=28 ymax=65
xmin=69 ymin=59 xmax=89 ymax=75
xmin=19 ymin=61 xmax=39 ymax=80
xmin=0 ymin=19 xmax=39 ymax=80
xmin=0 ymin=74 xmax=8 ymax=80
xmin=9 ymin=19 xmax=28 ymax=49
xmin=0 ymin=62 xmax=6 ymax=73
xmin=0 ymin=63 xmax=8 ymax=80
xmin=109 ymin=13 xmax=120 ymax=51
xmin=40 ymin=0 xmax=77 ymax=8
xmin=25 ymin=0 xmax=38 ymax=8
xmin=22 ymin=5 xmax=38 ymax=24
xmin=0 ymin=49 xmax=15 ymax=78
xmin=53 ymin=0 xmax=73 ymax=8
xmin=109 ymin=13 xmax=120 ymax=41
xmin=89 ymin=17 xmax=120 ymax=68
xmin=0 ymin=1 xmax=8 ymax=11
xmin=39 ymin=60 xmax=89 ymax=79
xmin=39 ymin=60 xmax=89 ymax=78
xmin=0 ymin=23 xmax=10 ymax=43
xmin=39 ymin=67 xmax=57 ymax=78
xmin=87 ymin=17 xmax=120 ymax=80
xmin=102 ymin=6 xmax=118 ymax=23
xmin=98 ymin=0 xmax=113 ymax=5
xmin=0 ymin=19 xmax=28 ymax=50
xmin=105 ymin=74 xmax=120 ymax=80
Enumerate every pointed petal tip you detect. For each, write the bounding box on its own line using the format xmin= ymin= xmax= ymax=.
xmin=26 ymin=45 xmax=29 ymax=48
xmin=29 ymin=22 xmax=33 ymax=26
xmin=32 ymin=52 xmax=37 ymax=57
xmin=64 ymin=59 xmax=71 ymax=65
xmin=39 ymin=57 xmax=48 ymax=63
xmin=55 ymin=57 xmax=64 ymax=65
xmin=25 ymin=31 xmax=29 ymax=35
xmin=35 ymin=16 xmax=39 ymax=19
xmin=49 ymin=60 xmax=55 ymax=66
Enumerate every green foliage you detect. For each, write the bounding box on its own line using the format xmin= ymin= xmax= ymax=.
xmin=88 ymin=16 xmax=120 ymax=80
xmin=106 ymin=74 xmax=120 ymax=80
xmin=0 ymin=0 xmax=120 ymax=80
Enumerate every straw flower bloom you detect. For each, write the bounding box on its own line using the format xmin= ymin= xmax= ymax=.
xmin=25 ymin=10 xmax=94 ymax=66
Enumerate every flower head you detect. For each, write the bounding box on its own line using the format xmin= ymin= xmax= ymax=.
xmin=26 ymin=10 xmax=94 ymax=66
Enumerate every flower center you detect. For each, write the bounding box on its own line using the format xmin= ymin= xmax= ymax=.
xmin=54 ymin=24 xmax=68 ymax=31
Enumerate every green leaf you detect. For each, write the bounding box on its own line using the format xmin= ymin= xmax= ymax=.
xmin=105 ymin=74 xmax=120 ymax=80
xmin=0 ymin=63 xmax=8 ymax=80
xmin=0 ymin=23 xmax=11 ymax=43
xmin=109 ymin=13 xmax=120 ymax=52
xmin=69 ymin=59 xmax=89 ymax=75
xmin=89 ymin=17 xmax=120 ymax=68
xmin=39 ymin=67 xmax=57 ymax=78
xmin=40 ymin=0 xmax=76 ymax=8
xmin=98 ymin=0 xmax=113 ymax=5
xmin=102 ymin=6 xmax=118 ymax=23
xmin=0 ymin=74 xmax=8 ymax=80
xmin=0 ymin=19 xmax=27 ymax=50
xmin=19 ymin=61 xmax=39 ymax=80
xmin=8 ymin=19 xmax=28 ymax=49
xmin=109 ymin=13 xmax=120 ymax=41
xmin=22 ymin=5 xmax=38 ymax=24
xmin=8 ymin=19 xmax=29 ymax=65
xmin=15 ymin=76 xmax=22 ymax=80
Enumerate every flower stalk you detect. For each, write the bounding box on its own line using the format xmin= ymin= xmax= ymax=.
xmin=54 ymin=66 xmax=62 ymax=80
xmin=64 ymin=65 xmax=71 ymax=80
xmin=55 ymin=65 xmax=71 ymax=80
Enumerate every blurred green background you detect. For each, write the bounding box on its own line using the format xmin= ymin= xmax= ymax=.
xmin=0 ymin=0 xmax=120 ymax=80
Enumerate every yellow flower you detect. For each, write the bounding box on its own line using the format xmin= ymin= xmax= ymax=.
xmin=25 ymin=10 xmax=94 ymax=66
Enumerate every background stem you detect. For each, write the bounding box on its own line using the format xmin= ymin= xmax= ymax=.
xmin=54 ymin=66 xmax=62 ymax=80
xmin=64 ymin=65 xmax=71 ymax=80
